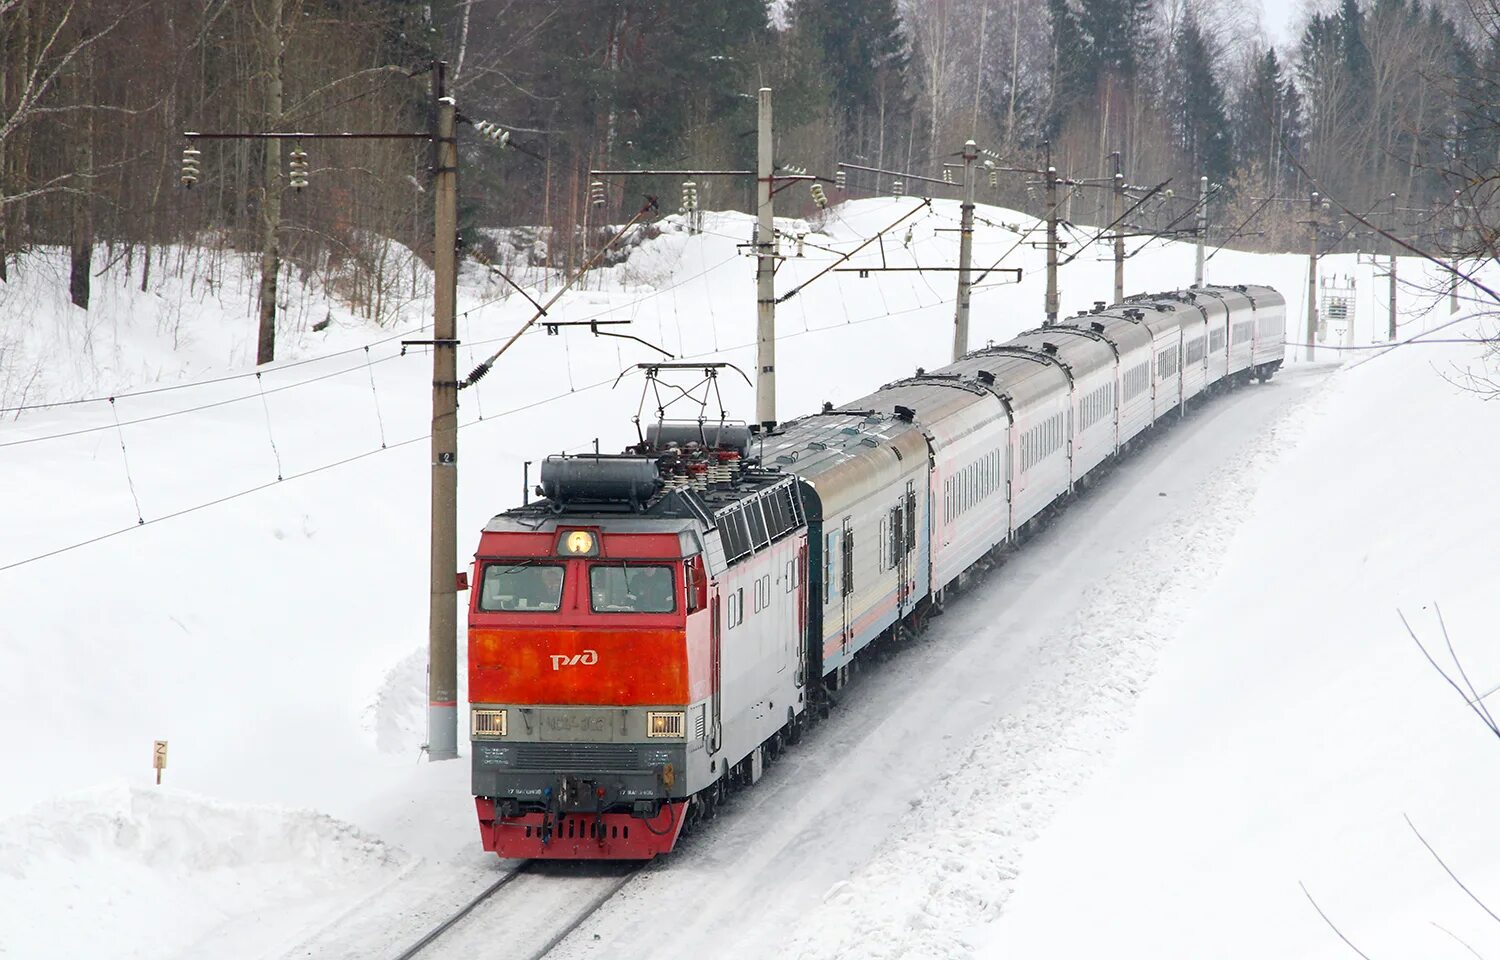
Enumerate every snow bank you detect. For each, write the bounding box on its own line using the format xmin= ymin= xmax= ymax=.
xmin=989 ymin=309 xmax=1500 ymax=958
xmin=0 ymin=784 xmax=404 ymax=960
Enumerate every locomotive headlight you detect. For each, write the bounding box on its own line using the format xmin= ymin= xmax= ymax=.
xmin=646 ymin=711 xmax=685 ymax=738
xmin=471 ymin=708 xmax=507 ymax=738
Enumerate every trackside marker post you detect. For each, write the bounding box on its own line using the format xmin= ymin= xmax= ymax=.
xmin=153 ymin=740 xmax=168 ymax=785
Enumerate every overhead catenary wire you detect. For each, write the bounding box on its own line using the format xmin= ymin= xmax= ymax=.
xmin=0 ymin=322 xmax=423 ymax=417
xmin=461 ymin=197 xmax=664 ymax=387
xmin=363 ymin=346 xmax=388 ymax=448
xmin=108 ymin=397 xmax=146 ymax=526
xmin=0 ymin=350 xmax=411 ymax=450
xmin=0 ymin=286 xmax=963 ymax=576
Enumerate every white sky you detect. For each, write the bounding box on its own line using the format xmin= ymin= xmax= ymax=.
xmin=1260 ymin=0 xmax=1310 ymax=47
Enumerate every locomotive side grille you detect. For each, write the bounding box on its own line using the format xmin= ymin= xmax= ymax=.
xmin=511 ymin=742 xmax=642 ymax=771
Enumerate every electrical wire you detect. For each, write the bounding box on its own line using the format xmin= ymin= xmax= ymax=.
xmin=0 ymin=350 xmax=409 ymax=450
xmin=0 ymin=320 xmax=424 ymax=416
xmin=0 ymin=286 xmax=963 ymax=576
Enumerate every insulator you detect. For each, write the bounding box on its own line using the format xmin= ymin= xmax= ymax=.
xmin=180 ymin=146 xmax=201 ymax=188
xmin=892 ymin=178 xmax=904 ymax=198
xmin=681 ymin=180 xmax=698 ymax=211
xmin=473 ymin=120 xmax=510 ymax=146
xmin=288 ymin=148 xmax=309 ymax=191
xmin=810 ymin=183 xmax=828 ymax=209
xmin=988 ymin=169 xmax=998 ymax=189
xmin=590 ymin=180 xmax=606 ymax=207
xmin=835 ymin=169 xmax=846 ymax=191
xmin=942 ymin=169 xmax=954 ymax=184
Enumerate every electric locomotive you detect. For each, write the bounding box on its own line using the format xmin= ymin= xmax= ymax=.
xmin=468 ymin=423 xmax=808 ymax=858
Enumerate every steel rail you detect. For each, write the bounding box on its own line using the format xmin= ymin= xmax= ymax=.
xmin=388 ymin=864 xmax=531 ymax=960
xmin=518 ymin=865 xmax=644 ymax=960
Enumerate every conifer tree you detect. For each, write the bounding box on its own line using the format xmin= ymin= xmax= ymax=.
xmin=1235 ymin=48 xmax=1301 ymax=193
xmin=1174 ymin=7 xmax=1231 ymax=185
xmin=791 ymin=0 xmax=910 ymax=151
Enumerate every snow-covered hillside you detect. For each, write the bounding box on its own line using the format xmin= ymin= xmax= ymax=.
xmin=1 ymin=197 xmax=1493 ymax=959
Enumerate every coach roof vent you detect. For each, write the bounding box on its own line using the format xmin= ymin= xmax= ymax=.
xmin=1093 ymin=300 xmax=1107 ymax=313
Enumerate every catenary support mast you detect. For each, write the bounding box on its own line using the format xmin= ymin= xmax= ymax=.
xmin=755 ymin=88 xmax=776 ymax=430
xmin=428 ymin=62 xmax=461 ymax=761
xmin=953 ymin=139 xmax=977 ymax=361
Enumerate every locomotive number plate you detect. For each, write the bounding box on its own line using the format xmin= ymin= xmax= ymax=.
xmin=533 ymin=708 xmax=622 ymax=742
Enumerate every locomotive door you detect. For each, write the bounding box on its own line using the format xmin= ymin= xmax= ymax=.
xmin=709 ymin=594 xmax=723 ymax=753
xmin=796 ymin=540 xmax=809 ymax=686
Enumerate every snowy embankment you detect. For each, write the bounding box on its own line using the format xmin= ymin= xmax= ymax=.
xmin=0 ymin=785 xmax=404 ymax=960
xmin=988 ymin=309 xmax=1500 ymax=959
xmin=0 ymin=197 xmax=1484 ymax=959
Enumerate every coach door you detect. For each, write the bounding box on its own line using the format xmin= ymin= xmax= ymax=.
xmin=894 ymin=481 xmax=916 ymax=616
xmin=839 ymin=516 xmax=853 ymax=656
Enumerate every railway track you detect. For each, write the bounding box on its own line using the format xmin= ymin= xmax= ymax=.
xmin=388 ymin=860 xmax=642 ymax=960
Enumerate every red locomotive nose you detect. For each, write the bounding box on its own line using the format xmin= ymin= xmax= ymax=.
xmin=470 ymin=624 xmax=700 ymax=705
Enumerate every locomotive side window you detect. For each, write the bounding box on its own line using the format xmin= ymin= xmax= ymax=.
xmin=478 ymin=562 xmax=565 ymax=612
xmin=588 ymin=563 xmax=677 ymax=613
xmin=685 ymin=557 xmax=706 ymax=611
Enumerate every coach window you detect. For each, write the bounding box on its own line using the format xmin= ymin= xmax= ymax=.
xmin=589 ymin=563 xmax=676 ymax=613
xmin=478 ymin=561 xmax=565 ymax=612
xmin=825 ymin=532 xmax=837 ymax=604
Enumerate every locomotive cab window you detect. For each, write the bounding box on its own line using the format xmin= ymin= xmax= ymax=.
xmin=588 ymin=563 xmax=676 ymax=613
xmin=478 ymin=562 xmax=565 ymax=612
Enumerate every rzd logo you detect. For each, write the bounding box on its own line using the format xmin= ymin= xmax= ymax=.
xmin=550 ymin=650 xmax=599 ymax=670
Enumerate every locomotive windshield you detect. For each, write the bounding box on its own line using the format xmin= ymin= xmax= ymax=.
xmin=478 ymin=561 xmax=565 ymax=612
xmin=588 ymin=563 xmax=677 ymax=613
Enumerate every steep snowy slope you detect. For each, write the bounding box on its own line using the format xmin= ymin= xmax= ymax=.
xmin=988 ymin=310 xmax=1500 ymax=959
xmin=0 ymin=197 xmax=1467 ymax=958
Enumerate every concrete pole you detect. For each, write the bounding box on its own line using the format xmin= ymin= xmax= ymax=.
xmin=1306 ymin=192 xmax=1320 ymax=363
xmin=1451 ymin=189 xmax=1461 ymax=314
xmin=754 ymin=87 xmax=776 ymax=430
xmin=256 ymin=0 xmax=284 ymax=364
xmin=1045 ymin=164 xmax=1059 ymax=324
xmin=1112 ymin=152 xmax=1124 ymax=303
xmin=1387 ymin=193 xmax=1397 ymax=342
xmin=1193 ymin=175 xmax=1208 ymax=287
xmin=428 ymin=62 xmax=460 ymax=762
xmin=953 ymin=139 xmax=977 ymax=361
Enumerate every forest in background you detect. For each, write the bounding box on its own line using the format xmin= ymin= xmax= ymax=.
xmin=2 ymin=0 xmax=1497 ymax=350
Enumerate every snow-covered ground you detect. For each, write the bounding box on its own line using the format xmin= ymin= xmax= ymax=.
xmin=989 ymin=312 xmax=1500 ymax=959
xmin=1 ymin=196 xmax=1492 ymax=959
